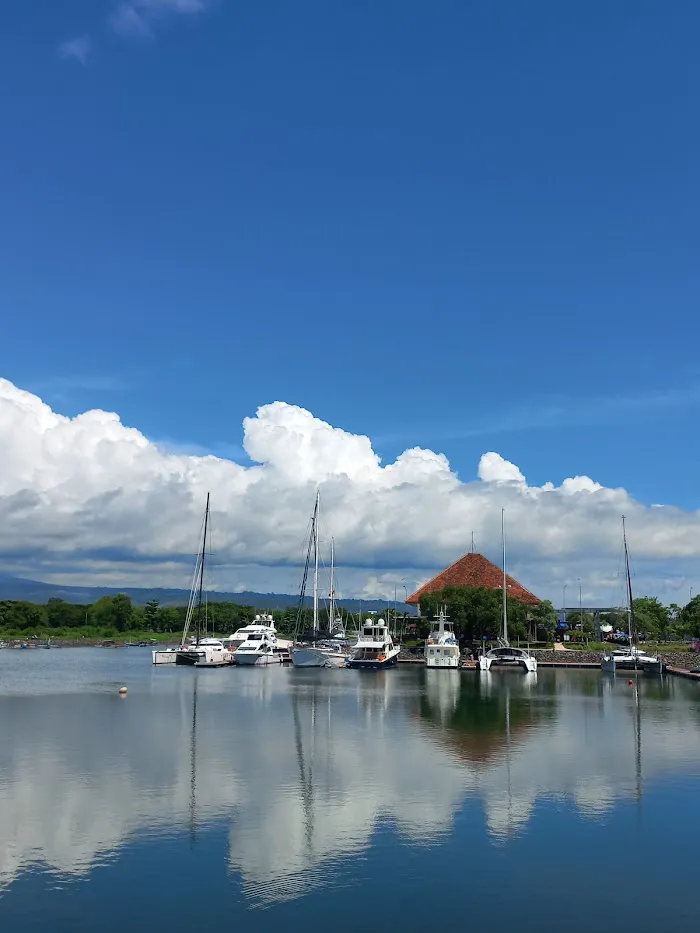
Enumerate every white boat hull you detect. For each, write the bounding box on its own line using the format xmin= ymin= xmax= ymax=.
xmin=601 ymin=652 xmax=664 ymax=674
xmin=348 ymin=648 xmax=400 ymax=670
xmin=152 ymin=650 xmax=178 ymax=665
xmin=425 ymin=655 xmax=460 ymax=669
xmin=176 ymin=645 xmax=234 ymax=667
xmin=290 ymin=646 xmax=347 ymax=668
xmin=479 ymin=652 xmax=537 ymax=673
xmin=234 ymin=652 xmax=283 ymax=666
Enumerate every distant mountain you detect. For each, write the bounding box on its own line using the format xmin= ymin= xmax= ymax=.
xmin=0 ymin=573 xmax=415 ymax=614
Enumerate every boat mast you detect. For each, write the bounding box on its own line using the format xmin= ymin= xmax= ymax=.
xmin=195 ymin=493 xmax=210 ymax=647
xmin=329 ymin=535 xmax=335 ymax=633
xmin=313 ymin=490 xmax=319 ymax=636
xmin=623 ymin=515 xmax=636 ymax=649
xmin=502 ymin=508 xmax=508 ymax=645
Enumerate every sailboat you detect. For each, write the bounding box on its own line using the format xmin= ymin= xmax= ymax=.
xmin=175 ymin=494 xmax=233 ymax=667
xmin=601 ymin=517 xmax=664 ymax=674
xmin=478 ymin=510 xmax=537 ymax=673
xmin=290 ymin=493 xmax=348 ymax=669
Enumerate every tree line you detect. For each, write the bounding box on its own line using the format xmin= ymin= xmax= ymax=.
xmin=2 ymin=588 xmax=699 ymax=642
xmin=416 ymin=587 xmax=700 ymax=642
xmin=0 ymin=596 xmax=298 ymax=638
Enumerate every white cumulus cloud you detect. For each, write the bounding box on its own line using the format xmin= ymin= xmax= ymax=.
xmin=1 ymin=376 xmax=699 ymax=604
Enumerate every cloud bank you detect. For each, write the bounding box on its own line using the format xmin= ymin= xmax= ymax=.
xmin=0 ymin=377 xmax=699 ymax=603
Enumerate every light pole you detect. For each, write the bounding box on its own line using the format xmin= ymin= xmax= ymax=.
xmin=563 ymin=583 xmax=568 ymax=636
xmin=579 ymin=580 xmax=584 ymax=643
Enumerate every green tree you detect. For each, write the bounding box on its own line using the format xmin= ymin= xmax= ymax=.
xmin=679 ymin=595 xmax=700 ymax=638
xmin=632 ymin=597 xmax=669 ymax=640
xmin=91 ymin=594 xmax=134 ymax=633
xmin=531 ymin=599 xmax=557 ymax=640
xmin=419 ymin=586 xmax=530 ymax=642
xmin=144 ymin=599 xmax=160 ymax=630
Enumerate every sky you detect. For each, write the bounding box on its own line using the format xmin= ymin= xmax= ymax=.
xmin=1 ymin=1 xmax=700 ymax=605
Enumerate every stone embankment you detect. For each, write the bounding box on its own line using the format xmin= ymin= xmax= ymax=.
xmin=398 ymin=646 xmax=699 ymax=673
xmin=533 ymin=649 xmax=699 ymax=671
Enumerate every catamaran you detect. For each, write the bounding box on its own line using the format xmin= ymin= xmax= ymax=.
xmin=290 ymin=493 xmax=348 ymax=668
xmin=601 ymin=518 xmax=664 ymax=674
xmin=478 ymin=510 xmax=537 ymax=674
xmin=424 ymin=607 xmax=460 ymax=668
xmin=157 ymin=494 xmax=234 ymax=668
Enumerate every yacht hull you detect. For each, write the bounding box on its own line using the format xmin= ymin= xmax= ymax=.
xmin=348 ymin=652 xmax=399 ymax=670
xmin=425 ymin=657 xmax=460 ymax=669
xmin=290 ymin=646 xmax=347 ymax=668
xmin=234 ymin=652 xmax=283 ymax=666
xmin=479 ymin=655 xmax=537 ymax=673
xmin=175 ymin=652 xmax=199 ymax=666
xmin=601 ymin=655 xmax=664 ymax=674
xmin=152 ymin=650 xmax=178 ymax=665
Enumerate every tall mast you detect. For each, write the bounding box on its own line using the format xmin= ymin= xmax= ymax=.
xmin=623 ymin=515 xmax=636 ymax=647
xmin=329 ymin=536 xmax=335 ymax=633
xmin=502 ymin=508 xmax=508 ymax=645
xmin=195 ymin=493 xmax=210 ymax=647
xmin=313 ymin=490 xmax=319 ymax=636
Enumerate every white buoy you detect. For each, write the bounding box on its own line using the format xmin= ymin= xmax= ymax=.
xmin=119 ymin=686 xmax=127 ymax=696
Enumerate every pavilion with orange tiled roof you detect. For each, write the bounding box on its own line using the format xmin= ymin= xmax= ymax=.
xmin=406 ymin=552 xmax=540 ymax=614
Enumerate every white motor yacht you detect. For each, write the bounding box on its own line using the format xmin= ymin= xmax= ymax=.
xmin=425 ymin=607 xmax=460 ymax=669
xmin=234 ymin=627 xmax=283 ymax=666
xmin=223 ymin=615 xmax=278 ymax=653
xmin=348 ymin=618 xmax=400 ymax=670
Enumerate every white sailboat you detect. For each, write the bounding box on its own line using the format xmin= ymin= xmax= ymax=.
xmin=601 ymin=517 xmax=664 ymax=674
xmin=290 ymin=494 xmax=348 ymax=669
xmin=168 ymin=494 xmax=235 ymax=667
xmin=478 ymin=510 xmax=537 ymax=674
xmin=424 ymin=606 xmax=460 ymax=668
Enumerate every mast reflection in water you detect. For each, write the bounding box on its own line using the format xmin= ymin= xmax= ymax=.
xmin=1 ymin=651 xmax=700 ymax=931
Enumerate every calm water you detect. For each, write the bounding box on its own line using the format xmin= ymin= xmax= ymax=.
xmin=1 ymin=650 xmax=700 ymax=932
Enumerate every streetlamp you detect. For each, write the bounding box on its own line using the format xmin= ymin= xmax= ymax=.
xmin=579 ymin=580 xmax=584 ymax=643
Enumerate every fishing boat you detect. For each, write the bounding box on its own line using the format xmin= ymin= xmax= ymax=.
xmin=347 ymin=617 xmax=400 ymax=669
xmin=425 ymin=607 xmax=460 ymax=668
xmin=601 ymin=518 xmax=665 ymax=675
xmin=290 ymin=493 xmax=347 ymax=669
xmin=478 ymin=510 xmax=537 ymax=674
xmin=153 ymin=494 xmax=233 ymax=667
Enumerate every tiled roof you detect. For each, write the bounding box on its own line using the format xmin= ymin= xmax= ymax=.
xmin=406 ymin=553 xmax=540 ymax=606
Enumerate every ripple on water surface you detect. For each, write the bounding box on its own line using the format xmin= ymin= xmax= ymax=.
xmin=1 ymin=656 xmax=700 ymax=931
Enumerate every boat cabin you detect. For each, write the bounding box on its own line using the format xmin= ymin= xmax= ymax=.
xmin=354 ymin=619 xmax=392 ymax=661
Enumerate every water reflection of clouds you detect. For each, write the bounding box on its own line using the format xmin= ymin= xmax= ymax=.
xmin=1 ymin=668 xmax=700 ymax=901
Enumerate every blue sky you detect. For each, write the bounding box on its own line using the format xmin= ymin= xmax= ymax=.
xmin=1 ymin=0 xmax=699 ymax=514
